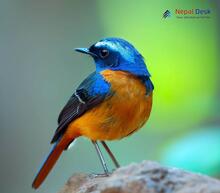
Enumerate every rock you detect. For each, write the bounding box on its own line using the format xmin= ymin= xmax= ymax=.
xmin=58 ymin=161 xmax=220 ymax=193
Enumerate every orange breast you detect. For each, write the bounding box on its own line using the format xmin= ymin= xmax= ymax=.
xmin=66 ymin=70 xmax=153 ymax=141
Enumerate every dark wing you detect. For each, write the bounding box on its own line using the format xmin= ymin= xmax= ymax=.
xmin=51 ymin=72 xmax=111 ymax=144
xmin=138 ymin=75 xmax=154 ymax=95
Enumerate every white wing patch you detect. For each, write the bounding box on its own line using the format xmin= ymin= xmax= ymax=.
xmin=75 ymin=92 xmax=86 ymax=104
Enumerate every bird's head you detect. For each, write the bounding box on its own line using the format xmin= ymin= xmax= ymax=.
xmin=75 ymin=37 xmax=150 ymax=77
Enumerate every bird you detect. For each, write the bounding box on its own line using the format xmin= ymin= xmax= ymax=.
xmin=32 ymin=37 xmax=154 ymax=189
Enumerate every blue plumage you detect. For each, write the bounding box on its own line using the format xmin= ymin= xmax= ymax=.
xmin=142 ymin=77 xmax=154 ymax=95
xmin=78 ymin=72 xmax=111 ymax=96
xmin=76 ymin=37 xmax=154 ymax=94
xmin=89 ymin=37 xmax=151 ymax=77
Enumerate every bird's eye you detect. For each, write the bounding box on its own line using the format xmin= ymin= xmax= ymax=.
xmin=99 ymin=49 xmax=109 ymax=58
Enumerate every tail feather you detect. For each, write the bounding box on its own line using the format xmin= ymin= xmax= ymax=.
xmin=32 ymin=137 xmax=72 ymax=189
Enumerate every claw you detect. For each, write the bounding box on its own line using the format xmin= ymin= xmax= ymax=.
xmin=89 ymin=172 xmax=111 ymax=178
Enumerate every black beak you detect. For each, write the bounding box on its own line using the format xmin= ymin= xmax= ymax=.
xmin=75 ymin=48 xmax=98 ymax=57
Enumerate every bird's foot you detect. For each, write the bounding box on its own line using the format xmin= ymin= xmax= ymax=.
xmin=89 ymin=172 xmax=112 ymax=178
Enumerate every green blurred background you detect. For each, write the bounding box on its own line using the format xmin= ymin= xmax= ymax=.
xmin=0 ymin=0 xmax=219 ymax=193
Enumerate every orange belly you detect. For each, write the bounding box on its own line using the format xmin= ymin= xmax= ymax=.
xmin=66 ymin=70 xmax=153 ymax=140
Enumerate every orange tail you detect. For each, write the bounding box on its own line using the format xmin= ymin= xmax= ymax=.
xmin=32 ymin=136 xmax=73 ymax=189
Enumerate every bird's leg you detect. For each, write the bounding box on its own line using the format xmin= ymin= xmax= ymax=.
xmin=92 ymin=140 xmax=110 ymax=176
xmin=101 ymin=141 xmax=120 ymax=168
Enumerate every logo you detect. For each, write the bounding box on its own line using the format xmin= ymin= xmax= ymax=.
xmin=163 ymin=10 xmax=171 ymax=19
xmin=162 ymin=8 xmax=211 ymax=19
xmin=175 ymin=9 xmax=211 ymax=19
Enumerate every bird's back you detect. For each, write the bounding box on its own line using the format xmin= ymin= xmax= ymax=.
xmin=67 ymin=70 xmax=153 ymax=140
